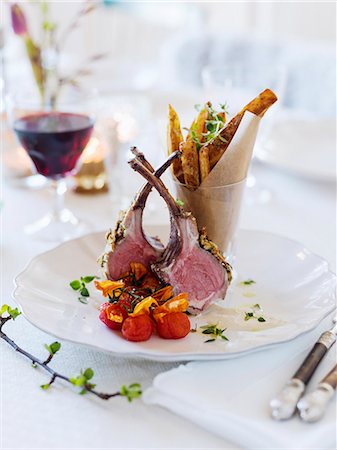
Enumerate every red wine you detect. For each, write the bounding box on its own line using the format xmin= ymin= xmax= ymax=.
xmin=14 ymin=112 xmax=94 ymax=178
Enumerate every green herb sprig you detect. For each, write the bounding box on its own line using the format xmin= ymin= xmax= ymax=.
xmin=70 ymin=275 xmax=98 ymax=303
xmin=200 ymin=324 xmax=229 ymax=343
xmin=0 ymin=304 xmax=141 ymax=402
xmin=239 ymin=279 xmax=256 ymax=286
xmin=244 ymin=304 xmax=266 ymax=323
xmin=189 ymin=102 xmax=229 ymax=151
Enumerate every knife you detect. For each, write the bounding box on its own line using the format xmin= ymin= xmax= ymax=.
xmin=297 ymin=363 xmax=337 ymax=422
xmin=270 ymin=313 xmax=337 ymax=420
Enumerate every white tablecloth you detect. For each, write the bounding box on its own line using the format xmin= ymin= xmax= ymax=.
xmin=2 ymin=156 xmax=336 ymax=449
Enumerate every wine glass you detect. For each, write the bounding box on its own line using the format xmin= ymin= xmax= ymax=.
xmin=7 ymin=89 xmax=95 ymax=241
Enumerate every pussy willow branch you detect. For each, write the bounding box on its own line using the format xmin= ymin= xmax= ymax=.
xmin=0 ymin=316 xmax=120 ymax=400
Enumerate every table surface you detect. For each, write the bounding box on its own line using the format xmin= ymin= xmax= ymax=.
xmin=2 ymin=149 xmax=336 ymax=449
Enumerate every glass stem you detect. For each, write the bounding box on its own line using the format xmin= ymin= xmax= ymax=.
xmin=52 ymin=178 xmax=67 ymax=220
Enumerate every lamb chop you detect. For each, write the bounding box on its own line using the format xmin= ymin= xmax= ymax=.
xmin=129 ymin=157 xmax=232 ymax=313
xmin=100 ymin=149 xmax=180 ymax=280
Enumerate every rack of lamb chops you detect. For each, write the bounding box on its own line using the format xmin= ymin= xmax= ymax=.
xmin=128 ymin=153 xmax=232 ymax=313
xmin=100 ymin=148 xmax=180 ymax=280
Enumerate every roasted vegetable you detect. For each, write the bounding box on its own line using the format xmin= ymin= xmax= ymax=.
xmin=180 ymin=138 xmax=200 ymax=188
xmin=207 ymin=89 xmax=278 ymax=169
xmin=167 ymin=104 xmax=184 ymax=182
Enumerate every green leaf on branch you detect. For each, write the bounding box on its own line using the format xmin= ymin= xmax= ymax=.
xmin=70 ymin=368 xmax=96 ymax=393
xmin=0 ymin=304 xmax=21 ymax=320
xmin=83 ymin=368 xmax=94 ymax=380
xmin=44 ymin=341 xmax=61 ymax=356
xmin=120 ymin=383 xmax=142 ymax=402
xmin=40 ymin=383 xmax=50 ymax=390
xmin=8 ymin=307 xmax=21 ymax=319
xmin=0 ymin=304 xmax=9 ymax=316
xmin=70 ymin=374 xmax=87 ymax=387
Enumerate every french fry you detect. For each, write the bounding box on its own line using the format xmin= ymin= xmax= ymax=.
xmin=199 ymin=146 xmax=210 ymax=183
xmin=187 ymin=107 xmax=210 ymax=185
xmin=207 ymin=89 xmax=277 ymax=169
xmin=241 ymin=88 xmax=278 ymax=117
xmin=180 ymin=139 xmax=200 ymax=188
xmin=167 ymin=104 xmax=184 ymax=182
xmin=187 ymin=107 xmax=209 ymax=142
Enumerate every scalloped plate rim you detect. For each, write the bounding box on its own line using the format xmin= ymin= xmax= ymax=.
xmin=12 ymin=228 xmax=336 ymax=362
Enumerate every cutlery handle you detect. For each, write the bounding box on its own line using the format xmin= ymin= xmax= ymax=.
xmin=270 ymin=330 xmax=336 ymax=420
xmin=321 ymin=364 xmax=337 ymax=389
xmin=293 ymin=331 xmax=336 ymax=385
xmin=297 ymin=364 xmax=337 ymax=422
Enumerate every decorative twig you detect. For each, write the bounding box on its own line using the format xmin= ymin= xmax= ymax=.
xmin=0 ymin=305 xmax=141 ymax=402
xmin=56 ymin=2 xmax=97 ymax=52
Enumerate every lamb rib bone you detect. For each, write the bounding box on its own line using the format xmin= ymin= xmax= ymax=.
xmin=128 ymin=157 xmax=232 ymax=313
xmin=100 ymin=150 xmax=180 ymax=280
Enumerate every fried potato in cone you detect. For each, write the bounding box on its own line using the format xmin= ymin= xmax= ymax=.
xmin=167 ymin=104 xmax=184 ymax=182
xmin=208 ymin=89 xmax=277 ymax=169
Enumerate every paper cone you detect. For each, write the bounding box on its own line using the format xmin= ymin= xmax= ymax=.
xmin=173 ymin=112 xmax=261 ymax=254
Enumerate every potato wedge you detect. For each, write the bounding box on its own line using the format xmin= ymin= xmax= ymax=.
xmin=167 ymin=104 xmax=184 ymax=182
xmin=187 ymin=107 xmax=210 ymax=184
xmin=187 ymin=107 xmax=209 ymax=142
xmin=207 ymin=89 xmax=277 ymax=168
xmin=199 ymin=146 xmax=210 ymax=182
xmin=180 ymin=139 xmax=200 ymax=188
xmin=241 ymin=88 xmax=278 ymax=117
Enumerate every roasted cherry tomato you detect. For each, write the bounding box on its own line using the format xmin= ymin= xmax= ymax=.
xmin=156 ymin=312 xmax=190 ymax=339
xmin=122 ymin=315 xmax=154 ymax=342
xmin=99 ymin=302 xmax=128 ymax=331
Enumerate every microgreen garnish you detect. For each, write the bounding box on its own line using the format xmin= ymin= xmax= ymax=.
xmin=243 ymin=304 xmax=266 ymax=323
xmin=188 ymin=102 xmax=230 ymax=151
xmin=70 ymin=275 xmax=98 ymax=302
xmin=1 ymin=303 xmax=142 ymax=402
xmin=200 ymin=324 xmax=229 ymax=343
xmin=244 ymin=312 xmax=254 ymax=321
xmin=239 ymin=279 xmax=256 ymax=286
xmin=175 ymin=198 xmax=184 ymax=207
xmin=219 ymin=102 xmax=229 ymax=114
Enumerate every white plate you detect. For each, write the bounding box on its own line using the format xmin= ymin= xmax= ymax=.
xmin=13 ymin=228 xmax=336 ymax=361
xmin=255 ymin=118 xmax=336 ymax=182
